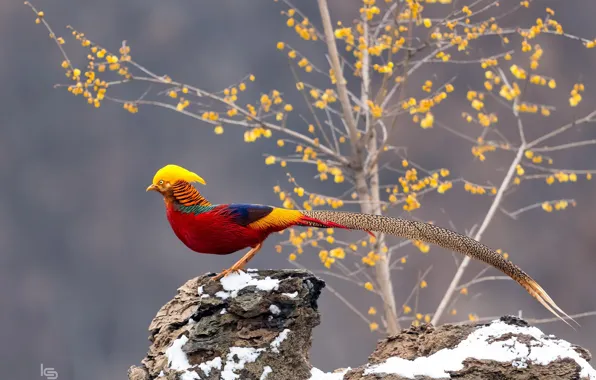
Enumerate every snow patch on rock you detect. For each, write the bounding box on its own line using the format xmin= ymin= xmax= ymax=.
xmin=310 ymin=367 xmax=350 ymax=379
xmin=165 ymin=335 xmax=204 ymax=379
xmin=364 ymin=319 xmax=596 ymax=379
xmin=260 ymin=365 xmax=273 ymax=380
xmin=269 ymin=304 xmax=281 ymax=315
xmin=165 ymin=335 xmax=192 ymax=371
xmin=221 ymin=347 xmax=265 ymax=380
xmin=270 ymin=329 xmax=291 ymax=353
xmin=198 ymin=356 xmax=222 ymax=376
xmin=215 ymin=271 xmax=280 ymax=300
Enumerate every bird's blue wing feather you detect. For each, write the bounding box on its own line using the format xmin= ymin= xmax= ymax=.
xmin=224 ymin=203 xmax=274 ymax=227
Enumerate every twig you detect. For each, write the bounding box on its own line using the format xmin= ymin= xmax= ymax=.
xmin=456 ymin=276 xmax=512 ymax=291
xmin=452 ymin=311 xmax=596 ymax=326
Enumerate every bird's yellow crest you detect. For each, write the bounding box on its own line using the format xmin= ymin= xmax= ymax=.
xmin=151 ymin=164 xmax=206 ymax=185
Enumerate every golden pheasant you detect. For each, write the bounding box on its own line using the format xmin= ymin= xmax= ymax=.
xmin=147 ymin=164 xmax=576 ymax=326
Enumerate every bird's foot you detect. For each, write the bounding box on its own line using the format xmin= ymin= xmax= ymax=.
xmin=211 ymin=267 xmax=242 ymax=282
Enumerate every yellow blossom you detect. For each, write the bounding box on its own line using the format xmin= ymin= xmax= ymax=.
xmin=420 ymin=113 xmax=434 ymax=129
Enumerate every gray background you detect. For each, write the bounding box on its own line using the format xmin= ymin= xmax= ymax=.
xmin=2 ymin=1 xmax=596 ymax=379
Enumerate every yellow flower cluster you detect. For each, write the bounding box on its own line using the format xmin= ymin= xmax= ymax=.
xmin=523 ymin=150 xmax=544 ymax=164
xmin=509 ymin=64 xmax=527 ymax=80
xmin=244 ymin=127 xmax=273 ymax=142
xmin=314 ymin=89 xmax=337 ymax=109
xmin=399 ymin=0 xmax=422 ymax=20
xmin=284 ymin=9 xmax=317 ymax=41
xmin=413 ymin=240 xmax=430 ymax=253
xmin=368 ymin=36 xmax=394 ymax=57
xmin=176 ymin=99 xmax=190 ymax=111
xmin=362 ymin=250 xmax=380 ymax=266
xmin=481 ymin=58 xmax=498 ymax=69
xmin=403 ymin=193 xmax=421 ymax=212
xmin=435 ymin=51 xmax=451 ymax=62
xmin=56 ymin=26 xmax=138 ymax=109
xmin=529 ymin=44 xmax=543 ymax=69
xmin=499 ymin=83 xmax=521 ymax=101
xmin=547 ymin=172 xmax=579 ymax=184
xmin=569 ymin=83 xmax=584 ymax=107
xmin=318 ymin=250 xmax=337 ymax=268
xmin=367 ymin=101 xmax=383 ymax=119
xmin=123 ymin=102 xmax=139 ymax=113
xmin=542 ymin=200 xmax=575 ymax=212
xmin=303 ymin=193 xmax=344 ymax=209
xmin=403 ymin=91 xmax=448 ymax=117
xmin=464 ymin=182 xmax=489 ymax=195
xmin=437 ymin=181 xmax=452 ymax=194
xmin=420 ymin=113 xmax=434 ymax=129
xmin=374 ymin=61 xmax=393 ymax=75
xmin=201 ymin=111 xmax=219 ymax=121
xmin=259 ymin=91 xmax=284 ymax=113
xmin=392 ymin=169 xmax=444 ymax=198
xmin=334 ymin=26 xmax=355 ymax=49
xmin=360 ymin=2 xmax=380 ymax=20
xmin=471 ymin=144 xmax=496 ymax=161
xmin=223 ymin=85 xmax=245 ymax=103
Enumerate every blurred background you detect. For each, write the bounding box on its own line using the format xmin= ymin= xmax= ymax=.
xmin=2 ymin=0 xmax=596 ymax=379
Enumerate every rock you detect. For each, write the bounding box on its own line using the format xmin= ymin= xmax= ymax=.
xmin=128 ymin=269 xmax=325 ymax=380
xmin=128 ymin=270 xmax=595 ymax=380
xmin=344 ymin=316 xmax=595 ymax=380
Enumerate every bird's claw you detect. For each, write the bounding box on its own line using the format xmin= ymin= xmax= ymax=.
xmin=211 ymin=267 xmax=241 ymax=282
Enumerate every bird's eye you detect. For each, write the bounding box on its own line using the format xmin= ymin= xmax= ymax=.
xmin=159 ymin=180 xmax=164 ymax=185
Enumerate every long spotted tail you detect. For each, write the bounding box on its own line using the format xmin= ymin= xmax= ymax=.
xmin=299 ymin=209 xmax=577 ymax=328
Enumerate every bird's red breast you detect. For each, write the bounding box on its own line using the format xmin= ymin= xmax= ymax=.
xmin=166 ymin=204 xmax=268 ymax=255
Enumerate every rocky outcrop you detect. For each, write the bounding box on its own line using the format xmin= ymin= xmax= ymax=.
xmin=345 ymin=315 xmax=594 ymax=380
xmin=128 ymin=269 xmax=325 ymax=380
xmin=128 ymin=270 xmax=595 ymax=380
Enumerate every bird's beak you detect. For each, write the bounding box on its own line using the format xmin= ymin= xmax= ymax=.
xmin=146 ymin=184 xmax=159 ymax=192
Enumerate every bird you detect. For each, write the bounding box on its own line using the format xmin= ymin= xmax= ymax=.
xmin=147 ymin=164 xmax=576 ymax=326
